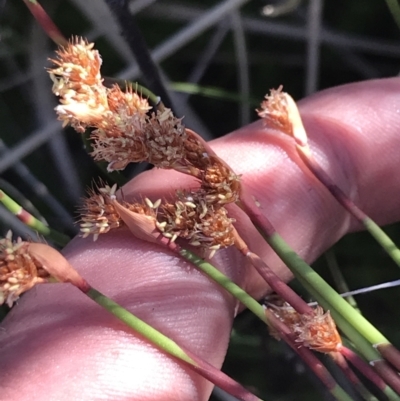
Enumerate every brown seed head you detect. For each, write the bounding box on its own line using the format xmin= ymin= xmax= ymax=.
xmin=295 ymin=306 xmax=342 ymax=353
xmin=145 ymin=108 xmax=187 ymax=169
xmin=270 ymin=303 xmax=342 ymax=353
xmin=257 ymin=86 xmax=293 ymax=136
xmin=202 ymin=159 xmax=241 ymax=205
xmin=79 ymin=183 xmax=122 ymax=241
xmin=159 ymin=191 xmax=235 ymax=256
xmin=0 ymin=232 xmax=50 ymax=307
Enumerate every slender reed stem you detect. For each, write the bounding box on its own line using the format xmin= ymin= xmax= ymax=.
xmin=85 ymin=286 xmax=263 ymax=401
xmin=103 ymin=0 xmax=174 ymax=110
xmin=297 ymin=145 xmax=400 ymax=271
xmin=22 ymin=0 xmax=67 ymax=45
xmin=331 ymin=351 xmax=380 ymax=401
xmin=234 ymin=232 xmax=313 ymax=315
xmin=239 ymin=188 xmax=400 ymax=394
xmin=0 ymin=190 xmax=70 ymax=246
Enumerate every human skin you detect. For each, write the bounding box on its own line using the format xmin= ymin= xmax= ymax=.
xmin=1 ymin=78 xmax=400 ymax=400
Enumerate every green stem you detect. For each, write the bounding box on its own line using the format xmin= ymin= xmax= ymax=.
xmin=325 ymin=249 xmax=359 ymax=312
xmin=179 ymin=248 xmax=267 ymax=324
xmin=268 ymin=232 xmax=388 ymax=345
xmin=87 ymin=287 xmax=194 ymax=363
xmin=0 ymin=190 xmax=70 ymax=246
xmin=179 ymin=248 xmax=356 ymax=401
xmin=297 ymin=145 xmax=400 ymax=270
xmin=363 ymin=217 xmax=400 ymax=268
xmin=85 ymin=287 xmax=263 ymax=401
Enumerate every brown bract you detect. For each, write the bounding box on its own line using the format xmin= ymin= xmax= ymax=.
xmin=26 ymin=243 xmax=89 ymax=292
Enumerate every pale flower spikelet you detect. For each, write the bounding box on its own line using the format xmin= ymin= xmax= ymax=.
xmin=79 ymin=183 xmax=157 ymax=240
xmin=0 ymin=232 xmax=50 ymax=307
xmin=269 ymin=303 xmax=342 ymax=353
xmin=79 ymin=183 xmax=121 ymax=241
xmin=159 ymin=191 xmax=235 ymax=257
xmin=257 ymin=86 xmax=292 ymax=136
xmin=49 ymin=37 xmax=108 ymax=132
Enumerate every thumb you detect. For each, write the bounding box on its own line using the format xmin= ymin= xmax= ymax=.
xmin=1 ymin=78 xmax=400 ymax=401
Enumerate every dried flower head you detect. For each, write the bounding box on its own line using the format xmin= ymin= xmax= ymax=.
xmin=159 ymin=191 xmax=235 ymax=257
xmin=269 ymin=303 xmax=342 ymax=353
xmin=202 ymin=160 xmax=241 ymax=205
xmin=80 ymin=183 xmax=158 ymax=240
xmin=48 ymin=37 xmax=108 ymax=133
xmin=0 ymin=232 xmax=50 ymax=307
xmin=257 ymin=86 xmax=292 ymax=136
xmin=79 ymin=183 xmax=121 ymax=241
xmin=257 ymin=86 xmax=309 ymax=147
xmin=145 ymin=108 xmax=187 ymax=168
xmin=294 ymin=306 xmax=342 ymax=353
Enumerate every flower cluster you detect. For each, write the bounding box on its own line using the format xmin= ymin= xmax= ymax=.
xmin=257 ymin=86 xmax=292 ymax=135
xmin=0 ymin=232 xmax=50 ymax=307
xmin=49 ymin=37 xmax=189 ymax=172
xmin=79 ymin=183 xmax=157 ymax=241
xmin=269 ymin=303 xmax=342 ymax=353
xmin=50 ymin=38 xmax=241 ymax=257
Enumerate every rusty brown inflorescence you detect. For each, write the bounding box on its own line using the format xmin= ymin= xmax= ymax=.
xmin=0 ymin=232 xmax=50 ymax=307
xmin=49 ymin=38 xmax=241 ymax=258
xmin=269 ymin=302 xmax=342 ymax=353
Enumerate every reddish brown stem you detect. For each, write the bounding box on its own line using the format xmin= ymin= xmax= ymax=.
xmin=339 ymin=346 xmax=386 ymax=391
xmin=296 ymin=146 xmax=367 ymax=222
xmin=239 ymin=187 xmax=277 ymax=237
xmin=371 ymin=359 xmax=400 ymax=395
xmin=331 ymin=351 xmax=380 ymax=398
xmin=183 ymin=347 xmax=262 ymax=401
xmin=234 ymin=232 xmax=313 ymax=315
xmin=376 ymin=343 xmax=400 ymax=373
xmin=22 ymin=0 xmax=68 ymax=46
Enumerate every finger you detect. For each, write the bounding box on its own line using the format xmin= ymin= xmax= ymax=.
xmin=123 ymin=77 xmax=400 ymax=297
xmin=0 ymin=229 xmax=243 ymax=401
xmin=1 ymin=78 xmax=400 ymax=401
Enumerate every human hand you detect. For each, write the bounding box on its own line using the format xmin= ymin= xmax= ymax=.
xmin=1 ymin=78 xmax=400 ymax=401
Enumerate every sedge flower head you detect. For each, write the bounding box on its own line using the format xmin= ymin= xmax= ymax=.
xmin=257 ymin=86 xmax=293 ymax=136
xmin=270 ymin=303 xmax=342 ymax=353
xmin=0 ymin=232 xmax=50 ymax=307
xmin=79 ymin=183 xmax=121 ymax=241
xmin=159 ymin=191 xmax=235 ymax=257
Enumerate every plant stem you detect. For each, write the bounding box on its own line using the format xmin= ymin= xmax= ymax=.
xmin=339 ymin=346 xmax=396 ymax=396
xmin=178 ymin=248 xmax=267 ymax=323
xmin=103 ymin=0 xmax=174 ymax=110
xmin=330 ymin=352 xmax=379 ymax=401
xmin=178 ymin=248 xmax=356 ymax=401
xmin=0 ymin=190 xmax=70 ymax=246
xmin=239 ymin=189 xmax=400 ymax=393
xmin=297 ymin=145 xmax=400 ymax=271
xmin=22 ymin=0 xmax=67 ymax=45
xmin=85 ymin=286 xmax=263 ymax=401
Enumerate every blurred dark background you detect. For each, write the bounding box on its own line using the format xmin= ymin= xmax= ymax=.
xmin=1 ymin=1 xmax=400 ymax=399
